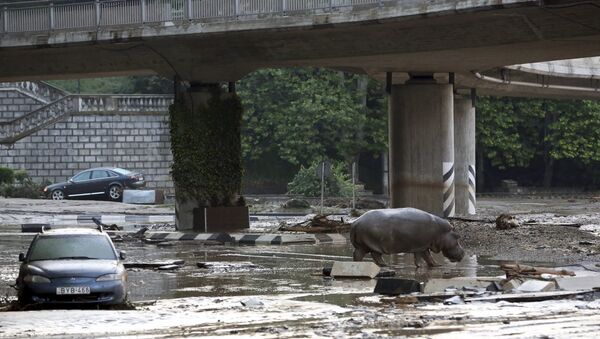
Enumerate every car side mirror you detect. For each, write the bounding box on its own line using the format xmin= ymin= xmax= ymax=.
xmin=19 ymin=253 xmax=25 ymax=262
xmin=119 ymin=251 xmax=126 ymax=260
xmin=68 ymin=178 xmax=73 ymax=183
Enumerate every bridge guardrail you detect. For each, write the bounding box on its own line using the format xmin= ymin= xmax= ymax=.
xmin=0 ymin=0 xmax=385 ymax=34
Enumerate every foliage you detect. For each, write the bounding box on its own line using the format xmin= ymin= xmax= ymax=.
xmin=287 ymin=160 xmax=356 ymax=197
xmin=238 ymin=68 xmax=387 ymax=167
xmin=0 ymin=167 xmax=14 ymax=185
xmin=0 ymin=169 xmax=46 ymax=199
xmin=48 ymin=75 xmax=172 ymax=94
xmin=169 ymin=89 xmax=244 ymax=206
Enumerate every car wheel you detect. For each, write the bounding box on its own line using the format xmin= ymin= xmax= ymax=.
xmin=51 ymin=189 xmax=65 ymax=200
xmin=108 ymin=185 xmax=122 ymax=201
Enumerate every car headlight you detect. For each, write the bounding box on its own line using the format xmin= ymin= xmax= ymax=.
xmin=24 ymin=274 xmax=51 ymax=283
xmin=96 ymin=273 xmax=126 ymax=282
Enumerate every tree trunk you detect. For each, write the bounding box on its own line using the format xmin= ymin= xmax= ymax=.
xmin=543 ymin=157 xmax=554 ymax=188
xmin=476 ymin=145 xmax=485 ymax=192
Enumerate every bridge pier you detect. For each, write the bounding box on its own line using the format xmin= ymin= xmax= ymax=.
xmin=171 ymin=82 xmax=247 ymax=231
xmin=454 ymin=95 xmax=476 ymax=215
xmin=388 ymin=77 xmax=455 ymax=217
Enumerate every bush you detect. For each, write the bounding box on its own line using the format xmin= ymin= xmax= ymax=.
xmin=287 ymin=161 xmax=356 ymax=197
xmin=0 ymin=169 xmax=45 ymax=199
xmin=0 ymin=167 xmax=14 ymax=185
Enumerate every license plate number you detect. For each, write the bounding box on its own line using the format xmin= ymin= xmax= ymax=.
xmin=56 ymin=286 xmax=91 ymax=295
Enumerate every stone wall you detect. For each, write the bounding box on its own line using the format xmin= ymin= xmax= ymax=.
xmin=0 ymin=103 xmax=174 ymax=194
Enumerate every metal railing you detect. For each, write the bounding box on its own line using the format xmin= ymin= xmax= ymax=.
xmin=0 ymin=0 xmax=385 ymax=34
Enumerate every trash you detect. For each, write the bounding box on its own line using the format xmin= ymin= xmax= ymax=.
xmin=443 ymin=295 xmax=465 ymax=305
xmin=330 ymin=261 xmax=380 ymax=279
xmin=496 ymin=214 xmax=519 ymax=230
xmin=278 ymin=214 xmax=351 ymax=233
xmin=514 ymin=280 xmax=556 ymax=293
xmin=501 ymin=263 xmax=575 ymax=279
xmin=241 ymin=298 xmax=264 ymax=307
xmin=374 ymin=278 xmax=422 ymax=295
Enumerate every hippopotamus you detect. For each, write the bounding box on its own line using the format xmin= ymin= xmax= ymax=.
xmin=350 ymin=208 xmax=465 ymax=267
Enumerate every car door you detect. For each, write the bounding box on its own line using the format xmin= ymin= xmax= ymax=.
xmin=90 ymin=170 xmax=113 ymax=194
xmin=65 ymin=171 xmax=92 ymax=196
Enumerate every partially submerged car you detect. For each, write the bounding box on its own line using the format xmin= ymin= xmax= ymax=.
xmin=44 ymin=167 xmax=145 ymax=201
xmin=16 ymin=227 xmax=128 ymax=306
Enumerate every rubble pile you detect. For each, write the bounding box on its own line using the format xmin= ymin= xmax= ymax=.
xmin=279 ymin=214 xmax=351 ymax=233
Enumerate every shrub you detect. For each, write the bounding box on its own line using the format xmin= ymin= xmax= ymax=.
xmin=0 ymin=167 xmax=14 ymax=185
xmin=287 ymin=161 xmax=356 ymax=197
xmin=0 ymin=169 xmax=45 ymax=199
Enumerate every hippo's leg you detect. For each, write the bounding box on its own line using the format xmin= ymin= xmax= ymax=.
xmin=422 ymin=249 xmax=440 ymax=268
xmin=353 ymin=248 xmax=367 ymax=262
xmin=413 ymin=252 xmax=423 ymax=268
xmin=371 ymin=252 xmax=387 ymax=267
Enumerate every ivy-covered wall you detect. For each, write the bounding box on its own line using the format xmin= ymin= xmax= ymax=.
xmin=169 ymin=88 xmax=244 ymax=207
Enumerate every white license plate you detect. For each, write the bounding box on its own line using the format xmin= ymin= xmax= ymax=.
xmin=56 ymin=286 xmax=91 ymax=295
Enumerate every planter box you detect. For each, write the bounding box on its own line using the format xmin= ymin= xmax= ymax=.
xmin=192 ymin=206 xmax=249 ymax=232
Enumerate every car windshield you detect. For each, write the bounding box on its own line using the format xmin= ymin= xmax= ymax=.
xmin=28 ymin=235 xmax=117 ymax=261
xmin=111 ymin=168 xmax=133 ymax=175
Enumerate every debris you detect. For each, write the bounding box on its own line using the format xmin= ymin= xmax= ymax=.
xmin=157 ymin=264 xmax=181 ymax=270
xmin=385 ymin=295 xmax=419 ymax=304
xmin=502 ymin=279 xmax=522 ymax=292
xmin=555 ymin=276 xmax=600 ymax=291
xmin=241 ymin=298 xmax=264 ymax=307
xmin=423 ymin=277 xmax=502 ymax=294
xmin=330 ymin=261 xmax=380 ymax=279
xmin=514 ymin=280 xmax=556 ymax=293
xmin=196 ymin=262 xmax=261 ymax=271
xmin=122 ymin=189 xmax=164 ymax=204
xmin=21 ymin=223 xmax=50 ymax=233
xmin=322 ymin=267 xmax=395 ymax=278
xmin=282 ymin=199 xmax=311 ymax=209
xmin=579 ymin=241 xmax=594 ymax=245
xmin=443 ymin=295 xmax=465 ymax=305
xmin=496 ymin=214 xmax=519 ymax=230
xmin=125 ymin=260 xmax=184 ymax=269
xmin=374 ymin=278 xmax=422 ymax=295
xmin=465 ymin=290 xmax=593 ymax=303
xmin=355 ymin=198 xmax=386 ymax=210
xmin=279 ymin=214 xmax=351 ymax=233
xmin=486 ymin=281 xmax=502 ymax=292
xmin=501 ymin=263 xmax=575 ymax=279
xmin=92 ymin=217 xmax=120 ymax=231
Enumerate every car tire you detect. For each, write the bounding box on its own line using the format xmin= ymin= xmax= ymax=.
xmin=51 ymin=189 xmax=65 ymax=200
xmin=108 ymin=185 xmax=122 ymax=201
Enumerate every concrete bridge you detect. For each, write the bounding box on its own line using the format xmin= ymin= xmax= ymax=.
xmin=1 ymin=0 xmax=600 ymax=228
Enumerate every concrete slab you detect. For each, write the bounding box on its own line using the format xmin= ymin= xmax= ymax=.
xmin=330 ymin=261 xmax=380 ymax=279
xmin=123 ymin=190 xmax=163 ymax=204
xmin=515 ymin=280 xmax=556 ymax=293
xmin=556 ymin=276 xmax=600 ymax=291
xmin=374 ymin=278 xmax=422 ymax=295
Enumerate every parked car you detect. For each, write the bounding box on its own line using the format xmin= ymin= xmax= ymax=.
xmin=16 ymin=227 xmax=128 ymax=306
xmin=44 ymin=167 xmax=145 ymax=201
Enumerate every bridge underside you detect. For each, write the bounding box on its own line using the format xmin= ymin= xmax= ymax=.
xmin=1 ymin=2 xmax=600 ymax=86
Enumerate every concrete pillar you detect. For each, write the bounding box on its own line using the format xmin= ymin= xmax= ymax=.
xmin=454 ymin=96 xmax=476 ymax=215
xmin=388 ymin=81 xmax=454 ymax=217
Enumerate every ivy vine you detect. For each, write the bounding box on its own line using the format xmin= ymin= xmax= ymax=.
xmin=169 ymin=88 xmax=244 ymax=207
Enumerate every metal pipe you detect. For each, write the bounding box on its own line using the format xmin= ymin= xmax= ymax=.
xmin=472 ymin=71 xmax=600 ymax=93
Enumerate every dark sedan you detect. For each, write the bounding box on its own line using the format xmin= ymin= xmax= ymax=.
xmin=16 ymin=227 xmax=128 ymax=306
xmin=44 ymin=167 xmax=145 ymax=201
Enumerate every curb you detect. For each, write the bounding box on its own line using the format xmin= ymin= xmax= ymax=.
xmin=146 ymin=232 xmax=348 ymax=245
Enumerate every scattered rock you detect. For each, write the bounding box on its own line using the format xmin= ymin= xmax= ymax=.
xmin=443 ymin=295 xmax=464 ymax=305
xmin=241 ymin=298 xmax=264 ymax=307
xmin=515 ymin=280 xmax=556 ymax=293
xmin=496 ymin=214 xmax=520 ymax=230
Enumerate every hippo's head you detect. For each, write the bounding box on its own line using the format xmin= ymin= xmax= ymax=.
xmin=431 ymin=231 xmax=465 ymax=263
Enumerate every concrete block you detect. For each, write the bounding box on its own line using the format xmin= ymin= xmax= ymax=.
xmin=123 ymin=190 xmax=164 ymax=204
xmin=374 ymin=278 xmax=422 ymax=295
xmin=502 ymin=279 xmax=522 ymax=292
xmin=330 ymin=261 xmax=380 ymax=279
xmin=515 ymin=280 xmax=556 ymax=293
xmin=555 ymin=276 xmax=600 ymax=291
xmin=423 ymin=277 xmax=502 ymax=293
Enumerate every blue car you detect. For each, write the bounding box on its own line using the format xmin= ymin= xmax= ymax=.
xmin=16 ymin=227 xmax=128 ymax=306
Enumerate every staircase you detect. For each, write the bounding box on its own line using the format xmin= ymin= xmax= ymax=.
xmin=0 ymin=82 xmax=173 ymax=145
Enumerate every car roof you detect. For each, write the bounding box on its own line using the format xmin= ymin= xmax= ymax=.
xmin=38 ymin=228 xmax=106 ymax=236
